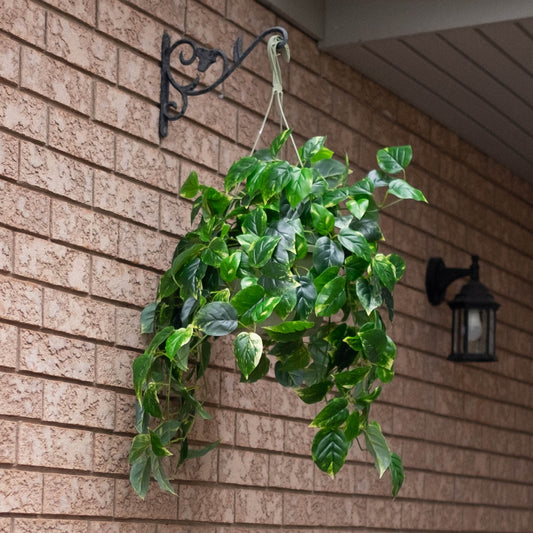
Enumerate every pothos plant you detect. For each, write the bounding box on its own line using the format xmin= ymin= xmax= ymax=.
xmin=130 ymin=130 xmax=426 ymax=499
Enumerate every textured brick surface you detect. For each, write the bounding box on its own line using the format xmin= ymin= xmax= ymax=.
xmin=47 ymin=13 xmax=117 ymax=81
xmin=0 ymin=275 xmax=42 ymax=325
xmin=95 ymin=345 xmax=136 ymax=389
xmin=178 ymin=485 xmax=234 ymax=522
xmin=14 ymin=519 xmax=89 ymax=533
xmin=0 ymin=469 xmax=43 ymax=513
xmin=0 ymin=34 xmax=20 ymax=83
xmin=0 ymin=227 xmax=12 ymax=272
xmin=21 ymin=47 xmax=92 ymax=115
xmin=114 ymin=480 xmax=178 ymax=520
xmin=20 ymin=141 xmax=93 ymax=204
xmin=0 ymin=322 xmax=17 ymax=368
xmin=0 ymin=0 xmax=46 ymax=46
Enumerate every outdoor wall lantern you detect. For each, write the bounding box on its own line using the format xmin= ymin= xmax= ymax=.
xmin=426 ymin=255 xmax=500 ymax=362
xmin=159 ymin=26 xmax=288 ymax=137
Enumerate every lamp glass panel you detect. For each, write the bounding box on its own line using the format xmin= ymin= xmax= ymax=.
xmin=466 ymin=308 xmax=487 ymax=354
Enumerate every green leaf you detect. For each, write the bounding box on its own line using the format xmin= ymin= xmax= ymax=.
xmin=294 ymin=276 xmax=317 ymax=320
xmin=315 ymin=277 xmax=346 ymax=317
xmin=140 ymin=302 xmax=157 ymax=334
xmin=150 ymin=430 xmax=172 ymax=457
xmin=248 ymin=235 xmax=281 ymax=268
xmin=346 ymin=198 xmax=369 ymax=219
xmin=151 ymin=455 xmax=176 ymax=495
xmin=180 ymin=171 xmax=199 ymax=198
xmin=129 ymin=434 xmax=151 ymax=463
xmin=194 ymin=302 xmax=238 ymax=336
xmin=156 ymin=420 xmax=181 ymax=445
xmin=202 ymin=187 xmax=230 ymax=216
xmin=262 ymin=320 xmax=314 ymax=341
xmin=313 ymin=266 xmax=340 ymax=294
xmin=186 ymin=439 xmax=220 ymax=459
xmin=363 ymin=421 xmax=392 ymax=478
xmin=313 ymin=236 xmax=344 ymax=273
xmin=143 ymin=382 xmax=162 ymax=418
xmin=372 ymin=254 xmax=396 ymax=292
xmin=129 ymin=455 xmax=151 ymax=499
xmin=314 ymin=158 xmax=348 ymax=183
xmin=270 ymin=128 xmax=292 ymax=157
xmin=356 ymin=278 xmax=382 ymax=315
xmin=201 ymin=237 xmax=229 ymax=268
xmin=300 ymin=136 xmax=326 ymax=163
xmin=286 ymin=167 xmax=313 ymax=208
xmin=145 ymin=326 xmax=175 ymax=356
xmin=242 ymin=207 xmax=267 ymax=235
xmin=241 ymin=353 xmax=270 ymax=383
xmin=260 ymin=161 xmax=292 ymax=202
xmin=236 ymin=233 xmax=259 ymax=253
xmin=338 ymin=228 xmax=371 ymax=260
xmin=231 ymin=285 xmax=264 ymax=325
xmin=376 ymin=146 xmax=412 ymax=174
xmin=159 ymin=243 xmax=205 ymax=298
xmin=344 ymin=411 xmax=362 ymax=440
xmin=224 ymin=156 xmax=258 ymax=192
xmin=390 ymin=452 xmax=405 ymax=498
xmin=388 ymin=179 xmax=427 ymax=202
xmin=165 ymin=325 xmax=193 ymax=365
xmin=310 ymin=397 xmax=349 ymax=428
xmin=389 ymin=254 xmax=406 ymax=281
xmin=234 ymin=332 xmax=263 ymax=379
xmin=220 ymin=251 xmax=242 ymax=283
xmin=296 ymin=380 xmax=332 ymax=404
xmin=246 ymin=161 xmax=268 ymax=196
xmin=334 ymin=366 xmax=370 ymax=389
xmin=311 ymin=203 xmax=335 ymax=235
xmin=345 ymin=255 xmax=370 ymax=281
xmin=132 ymin=353 xmax=153 ymax=400
xmin=312 ymin=428 xmax=350 ymax=478
xmin=367 ymin=169 xmax=391 ymax=187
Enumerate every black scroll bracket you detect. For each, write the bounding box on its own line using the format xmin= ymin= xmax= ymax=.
xmin=159 ymin=26 xmax=288 ymax=138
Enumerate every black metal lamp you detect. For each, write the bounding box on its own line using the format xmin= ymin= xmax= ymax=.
xmin=426 ymin=255 xmax=500 ymax=362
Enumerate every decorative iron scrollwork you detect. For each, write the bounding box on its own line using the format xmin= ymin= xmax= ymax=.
xmin=159 ymin=26 xmax=288 ymax=137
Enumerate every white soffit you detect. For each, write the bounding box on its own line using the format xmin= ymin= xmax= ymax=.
xmin=259 ymin=0 xmax=533 ymax=184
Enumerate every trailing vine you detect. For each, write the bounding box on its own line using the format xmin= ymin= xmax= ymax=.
xmin=130 ymin=131 xmax=426 ymax=498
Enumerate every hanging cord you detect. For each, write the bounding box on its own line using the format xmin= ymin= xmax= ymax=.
xmin=250 ymin=35 xmax=302 ymax=166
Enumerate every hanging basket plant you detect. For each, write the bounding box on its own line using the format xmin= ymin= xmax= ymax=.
xmin=129 ymin=129 xmax=427 ymax=498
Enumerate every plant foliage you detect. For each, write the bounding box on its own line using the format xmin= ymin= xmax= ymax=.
xmin=130 ymin=132 xmax=426 ymax=498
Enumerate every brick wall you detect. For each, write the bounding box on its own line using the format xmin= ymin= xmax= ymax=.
xmin=0 ymin=0 xmax=532 ymax=531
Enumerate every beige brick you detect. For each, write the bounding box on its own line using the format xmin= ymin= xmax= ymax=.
xmin=91 ymin=256 xmax=159 ymax=307
xmin=118 ymin=49 xmax=159 ymax=102
xmin=43 ymin=474 xmax=114 ymax=516
xmin=94 ymin=82 xmax=159 ymax=144
xmin=234 ymin=488 xmax=282 ymax=524
xmin=186 ymin=91 xmax=238 ymax=141
xmin=43 ymin=381 xmax=115 ymax=429
xmin=158 ymin=526 xmax=214 ymax=533
xmin=314 ymin=461 xmax=356 ymax=494
xmin=0 ymin=275 xmax=42 ymax=326
xmin=0 ymin=0 xmax=45 ymax=46
xmin=129 ymin=0 xmax=185 ymax=28
xmin=235 ymin=412 xmax=283 ymax=451
xmin=188 ymin=407 xmax=235 ymax=446
xmin=14 ymin=519 xmax=89 ymax=533
xmin=115 ymin=306 xmax=146 ymax=350
xmin=219 ymin=448 xmax=269 ymax=486
xmin=160 ymin=194 xmax=193 ymax=235
xmin=20 ymin=142 xmax=93 ymax=204
xmin=114 ymin=392 xmax=136 ymax=433
xmin=0 ymin=34 xmax=19 ymax=83
xmin=51 ymin=200 xmax=118 ymax=255
xmin=89 ymin=522 xmax=156 ymax=533
xmin=283 ymin=493 xmax=356 ymax=527
xmin=114 ymin=479 xmax=178 ymax=520
xmin=94 ymin=170 xmax=160 ymax=228
xmin=0 ymin=227 xmax=13 ymax=273
xmin=220 ymin=370 xmax=271 ymax=413
xmin=18 ymin=422 xmax=93 ymax=470
xmin=47 ymin=13 xmax=117 ymax=82
xmin=95 ymin=345 xmax=136 ymax=389
xmin=43 ymin=0 xmax=96 ymax=24
xmin=271 ymin=381 xmax=317 ymax=419
xmin=15 ymin=234 xmax=90 ymax=292
xmin=0 ymin=469 xmax=43 ymax=513
xmin=93 ymin=433 xmax=129 ymax=475
xmin=19 ymin=329 xmax=95 ymax=382
xmin=237 ymin=109 xmax=279 ymax=151
xmin=21 ymin=47 xmax=92 ymax=115
xmin=0 ymin=420 xmax=16 ymax=463
xmin=218 ymin=138 xmax=248 ymax=175
xmin=224 ymin=68 xmax=272 ymax=117
xmin=0 ymin=131 xmax=19 ymax=179
xmin=0 ymin=84 xmax=47 ymax=142
xmin=0 ymin=322 xmax=17 ymax=368
xmin=49 ymin=108 xmax=115 ymax=168
xmin=0 ymin=518 xmax=8 ymax=533
xmin=118 ymin=221 xmax=177 ymax=271
xmin=115 ymin=136 xmax=180 ymax=193
xmin=97 ymin=0 xmax=166 ymax=59
xmin=171 ymin=447 xmax=218 ymax=482
xmin=161 ymin=120 xmax=220 ymax=172
xmin=43 ymin=289 xmax=115 ymax=342
xmin=284 ymin=420 xmax=315 ymax=456
xmin=0 ymin=372 xmax=43 ymax=417
xmin=270 ymin=453 xmax=314 ymax=491
xmin=178 ymin=485 xmax=234 ymax=522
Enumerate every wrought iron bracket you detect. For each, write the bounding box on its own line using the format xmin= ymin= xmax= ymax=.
xmin=159 ymin=26 xmax=289 ymax=138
